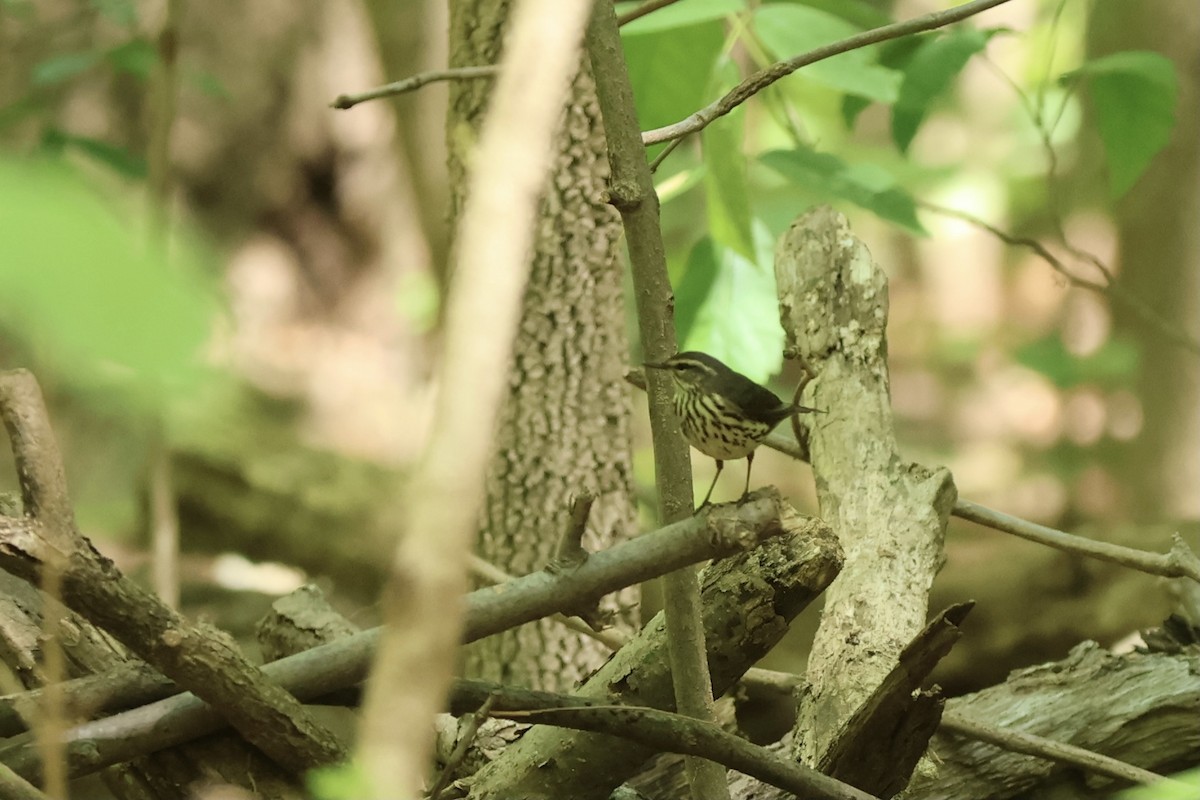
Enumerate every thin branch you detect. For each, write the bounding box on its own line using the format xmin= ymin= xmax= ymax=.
xmin=145 ymin=0 xmax=184 ymax=611
xmin=641 ymin=0 xmax=1014 ymax=144
xmin=0 ymin=500 xmax=832 ymax=783
xmin=921 ymin=202 xmax=1200 ymax=356
xmin=954 ymin=499 xmax=1200 ymax=584
xmin=468 ymin=554 xmax=628 ymax=650
xmin=0 ymin=762 xmax=49 ymax=800
xmin=588 ymin=4 xmax=728 ymax=798
xmin=634 ymin=378 xmax=1200 ymax=588
xmin=331 ymin=66 xmax=498 ymax=109
xmin=492 ymin=705 xmax=879 ymax=800
xmin=429 ymin=694 xmax=498 ymax=800
xmin=0 ymin=664 xmax=172 ymax=739
xmin=964 ymin=41 xmax=1200 ymax=358
xmin=0 ymin=371 xmax=345 ymax=775
xmin=0 ymin=372 xmax=76 ymax=531
xmin=617 ymin=0 xmax=685 ymax=27
xmin=939 ymin=711 xmax=1185 ymax=788
xmin=647 ymin=135 xmax=684 ymax=173
xmin=463 ymin=491 xmax=792 ymax=642
xmin=470 ymin=553 xmax=809 ymax=693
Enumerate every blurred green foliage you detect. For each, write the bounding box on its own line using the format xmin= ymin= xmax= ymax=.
xmin=0 ymin=158 xmax=218 ymax=409
xmin=307 ymin=761 xmax=374 ymax=800
xmin=1116 ymin=768 xmax=1200 ymax=799
xmin=1016 ymin=334 xmax=1140 ymax=389
xmin=892 ymin=27 xmax=1002 ymax=152
xmin=1064 ymin=50 xmax=1178 ymax=198
xmin=619 ymin=0 xmax=1178 ymax=384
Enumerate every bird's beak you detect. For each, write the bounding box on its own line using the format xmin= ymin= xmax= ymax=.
xmin=643 ymin=361 xmax=670 ymax=370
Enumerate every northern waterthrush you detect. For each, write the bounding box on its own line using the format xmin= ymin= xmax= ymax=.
xmin=645 ymin=351 xmax=820 ymax=508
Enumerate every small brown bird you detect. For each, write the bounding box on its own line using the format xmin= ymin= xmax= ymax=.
xmin=644 ymin=351 xmax=820 ymax=507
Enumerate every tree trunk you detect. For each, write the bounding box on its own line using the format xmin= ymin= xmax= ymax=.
xmin=448 ymin=0 xmax=639 ymax=691
xmin=1087 ymin=1 xmax=1200 ymax=521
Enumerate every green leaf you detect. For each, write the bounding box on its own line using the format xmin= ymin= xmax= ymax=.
xmin=106 ymin=38 xmax=158 ymax=79
xmin=674 ymin=238 xmax=720 ymax=347
xmin=752 ymin=4 xmax=901 ymax=103
xmin=1014 ymin=335 xmax=1139 ymax=389
xmin=797 ymin=0 xmax=891 ymax=30
xmin=623 ymin=20 xmax=725 ymax=133
xmin=32 ymin=51 xmax=103 ymax=85
xmin=676 ymin=222 xmax=783 ymax=384
xmin=0 ymin=96 xmax=44 ymax=131
xmin=42 ymin=129 xmax=146 ymax=178
xmin=0 ymin=159 xmax=217 ymax=406
xmin=703 ymin=59 xmax=755 ymax=262
xmin=1064 ymin=51 xmax=1177 ymax=199
xmin=893 ymin=27 xmax=994 ymax=152
xmin=760 ymin=147 xmax=925 ymax=234
xmin=842 ymin=34 xmax=927 ymax=128
xmin=618 ymin=0 xmax=742 ymax=35
xmin=188 ymin=67 xmax=230 ymax=99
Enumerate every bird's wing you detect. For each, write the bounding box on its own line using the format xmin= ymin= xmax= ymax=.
xmin=726 ymin=378 xmax=791 ymax=421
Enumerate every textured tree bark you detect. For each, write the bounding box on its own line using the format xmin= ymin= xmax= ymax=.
xmin=0 ymin=570 xmax=301 ymax=800
xmin=448 ymin=0 xmax=639 ymax=691
xmin=774 ymin=208 xmax=957 ymax=764
xmin=465 ymin=517 xmax=843 ymax=800
xmin=729 ymin=639 xmax=1200 ymax=800
xmin=905 ymin=642 xmax=1200 ymax=799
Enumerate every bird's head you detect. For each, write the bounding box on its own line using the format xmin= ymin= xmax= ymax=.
xmin=643 ymin=351 xmax=724 ymax=393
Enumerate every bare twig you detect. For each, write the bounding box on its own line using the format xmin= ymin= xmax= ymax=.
xmin=0 ymin=371 xmax=346 ymax=775
xmin=468 ymin=555 xmax=628 ymax=650
xmin=617 ymin=0 xmax=685 ymax=27
xmin=953 ymin=499 xmax=1200 ymax=584
xmin=429 ymin=694 xmax=498 ymax=800
xmin=0 ymin=374 xmax=75 ymax=797
xmin=956 ymin=41 xmax=1200 ymax=357
xmin=635 ymin=375 xmax=1200 ymax=588
xmin=492 ymin=704 xmax=878 ymax=800
xmin=331 ymin=66 xmax=498 ymax=109
xmin=921 ymin=202 xmax=1200 ymax=356
xmin=145 ymin=0 xmax=184 ymax=611
xmin=1 ymin=502 xmax=831 ymax=784
xmin=939 ymin=711 xmax=1184 ymax=788
xmin=464 ymin=491 xmax=792 ymax=642
xmin=641 ymin=0 xmax=1014 ymax=144
xmin=0 ymin=372 xmax=76 ymax=528
xmin=588 ymin=4 xmax=727 ymax=798
xmin=757 ymin=420 xmax=1200 ymax=585
xmin=469 ymin=553 xmax=811 ymax=694
xmin=647 ymin=135 xmax=684 ymax=173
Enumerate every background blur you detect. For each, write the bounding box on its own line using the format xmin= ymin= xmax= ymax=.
xmin=1 ymin=0 xmax=1196 ymax=696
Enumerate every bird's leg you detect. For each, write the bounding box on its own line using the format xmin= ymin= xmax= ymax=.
xmin=698 ymin=459 xmax=723 ymax=511
xmin=739 ymin=451 xmax=754 ymax=503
